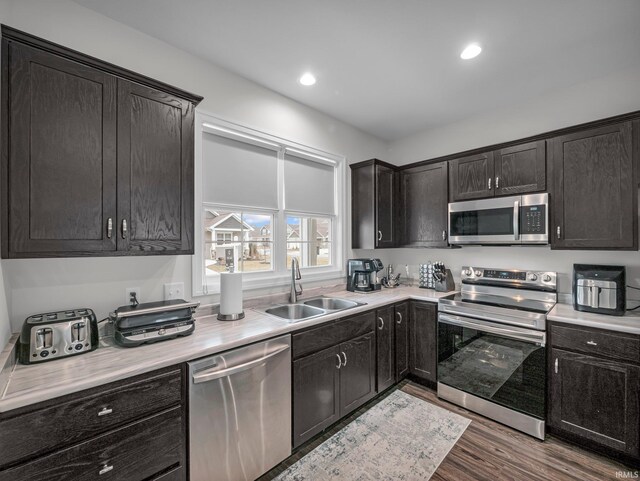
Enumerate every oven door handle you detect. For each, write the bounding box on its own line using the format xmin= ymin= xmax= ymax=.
xmin=438 ymin=313 xmax=546 ymax=346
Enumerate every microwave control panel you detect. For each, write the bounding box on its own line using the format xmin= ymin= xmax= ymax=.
xmin=520 ymin=205 xmax=545 ymax=234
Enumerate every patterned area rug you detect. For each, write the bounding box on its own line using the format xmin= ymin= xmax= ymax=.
xmin=274 ymin=390 xmax=470 ymax=480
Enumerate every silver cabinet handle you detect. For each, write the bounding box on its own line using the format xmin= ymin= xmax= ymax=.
xmin=556 ymin=226 xmax=561 ymax=239
xmin=378 ymin=230 xmax=383 ymax=241
xmin=488 ymin=177 xmax=492 ymax=190
xmin=495 ymin=176 xmax=499 ymax=189
xmin=99 ymin=465 xmax=114 ymax=475
xmin=378 ymin=317 xmax=384 ymax=330
xmin=107 ymin=218 xmax=113 ymax=239
xmin=555 ymin=358 xmax=558 ymax=374
xmin=442 ymin=230 xmax=447 ymax=241
xmin=586 ymin=340 xmax=598 ymax=346
xmin=342 ymin=351 xmax=347 ymax=367
xmin=336 ymin=353 xmax=342 ymax=369
xmin=121 ymin=219 xmax=128 ymax=239
xmin=396 ymin=312 xmax=403 ymax=325
xmin=98 ymin=407 xmax=113 ymax=417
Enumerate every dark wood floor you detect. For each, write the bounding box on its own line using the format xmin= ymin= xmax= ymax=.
xmin=261 ymin=380 xmax=634 ymax=481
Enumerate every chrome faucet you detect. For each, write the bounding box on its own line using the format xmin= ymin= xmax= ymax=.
xmin=290 ymin=257 xmax=303 ymax=303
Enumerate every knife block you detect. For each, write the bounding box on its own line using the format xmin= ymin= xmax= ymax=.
xmin=435 ymin=269 xmax=455 ymax=292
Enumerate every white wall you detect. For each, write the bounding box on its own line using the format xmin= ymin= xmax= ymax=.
xmin=0 ymin=0 xmax=387 ymax=334
xmin=373 ymin=66 xmax=640 ymax=302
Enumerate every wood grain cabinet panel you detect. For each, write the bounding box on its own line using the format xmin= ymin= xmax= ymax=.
xmin=409 ymin=301 xmax=437 ymax=383
xmin=493 ymin=141 xmax=546 ymax=196
xmin=549 ymin=121 xmax=636 ymax=250
xmin=376 ymin=306 xmax=395 ymax=393
xmin=117 ymin=80 xmax=194 ymax=254
xmin=394 ymin=302 xmax=410 ymax=380
xmin=4 ymin=41 xmax=117 ymax=256
xmin=339 ymin=332 xmax=376 ymax=416
xmin=449 ymin=152 xmax=494 ymax=201
xmin=1 ymin=27 xmax=201 ymax=258
xmin=549 ymin=348 xmax=640 ymax=457
xmin=399 ymin=162 xmax=448 ymax=247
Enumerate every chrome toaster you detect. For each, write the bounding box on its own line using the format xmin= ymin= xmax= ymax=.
xmin=19 ymin=308 xmax=99 ymax=364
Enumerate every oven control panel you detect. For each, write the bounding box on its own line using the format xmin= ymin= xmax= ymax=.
xmin=461 ymin=266 xmax=556 ymax=290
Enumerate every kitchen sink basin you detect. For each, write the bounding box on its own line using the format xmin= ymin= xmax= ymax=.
xmin=303 ymin=297 xmax=360 ymax=311
xmin=264 ymin=304 xmax=325 ymax=321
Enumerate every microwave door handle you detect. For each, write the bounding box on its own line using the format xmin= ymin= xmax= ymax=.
xmin=513 ymin=200 xmax=520 ymax=241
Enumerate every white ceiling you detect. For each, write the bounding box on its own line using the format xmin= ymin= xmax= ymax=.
xmin=73 ymin=0 xmax=640 ymax=141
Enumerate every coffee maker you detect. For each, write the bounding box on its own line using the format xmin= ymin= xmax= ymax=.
xmin=347 ymin=258 xmax=383 ymax=292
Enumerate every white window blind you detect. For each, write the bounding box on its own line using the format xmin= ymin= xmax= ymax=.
xmin=202 ymin=132 xmax=279 ymax=209
xmin=284 ymin=152 xmax=335 ymax=215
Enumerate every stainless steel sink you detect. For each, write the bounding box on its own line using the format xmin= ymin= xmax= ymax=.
xmin=264 ymin=304 xmax=325 ymax=321
xmin=303 ymin=297 xmax=360 ymax=311
xmin=262 ymin=296 xmax=366 ymax=322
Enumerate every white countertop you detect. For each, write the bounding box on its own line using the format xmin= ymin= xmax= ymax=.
xmin=548 ymin=303 xmax=640 ymax=335
xmin=0 ymin=286 xmax=453 ymax=413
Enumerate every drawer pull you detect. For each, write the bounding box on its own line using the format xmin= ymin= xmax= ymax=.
xmin=586 ymin=340 xmax=598 ymax=346
xmin=99 ymin=464 xmax=114 ymax=475
xmin=98 ymin=407 xmax=113 ymax=417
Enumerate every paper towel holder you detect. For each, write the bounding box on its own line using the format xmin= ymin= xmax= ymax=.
xmin=217 ymin=263 xmax=245 ymax=321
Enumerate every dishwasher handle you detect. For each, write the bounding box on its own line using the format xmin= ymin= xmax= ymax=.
xmin=192 ymin=344 xmax=289 ymax=384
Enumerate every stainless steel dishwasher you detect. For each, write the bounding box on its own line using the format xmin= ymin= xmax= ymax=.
xmin=188 ymin=335 xmax=292 ymax=481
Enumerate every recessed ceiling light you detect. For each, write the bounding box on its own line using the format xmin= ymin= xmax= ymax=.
xmin=460 ymin=43 xmax=482 ymax=60
xmin=299 ymin=72 xmax=316 ymax=86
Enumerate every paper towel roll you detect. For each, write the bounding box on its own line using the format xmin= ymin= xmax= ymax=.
xmin=219 ymin=271 xmax=243 ymax=318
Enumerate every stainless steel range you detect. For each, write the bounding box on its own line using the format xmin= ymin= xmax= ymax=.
xmin=437 ymin=266 xmax=557 ymax=440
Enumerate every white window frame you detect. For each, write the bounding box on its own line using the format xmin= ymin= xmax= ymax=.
xmin=193 ymin=111 xmax=346 ymax=296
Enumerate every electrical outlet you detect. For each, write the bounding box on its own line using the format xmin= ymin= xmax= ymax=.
xmin=164 ymin=282 xmax=184 ymax=301
xmin=125 ymin=287 xmax=141 ymax=305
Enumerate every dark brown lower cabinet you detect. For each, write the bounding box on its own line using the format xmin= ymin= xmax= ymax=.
xmin=292 ymin=314 xmax=376 ymax=448
xmin=376 ymin=306 xmax=395 ymax=392
xmin=395 ymin=302 xmax=410 ymax=380
xmin=0 ymin=366 xmax=186 ymax=480
xmin=292 ymin=345 xmax=341 ymax=447
xmin=340 ymin=333 xmax=376 ymax=414
xmin=549 ymin=347 xmax=640 ymax=458
xmin=409 ymin=301 xmax=437 ymax=383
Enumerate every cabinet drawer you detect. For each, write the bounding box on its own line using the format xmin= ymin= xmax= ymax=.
xmin=292 ymin=310 xmax=375 ymax=359
xmin=0 ymin=369 xmax=182 ymax=467
xmin=551 ymin=324 xmax=640 ymax=363
xmin=0 ymin=407 xmax=183 ymax=481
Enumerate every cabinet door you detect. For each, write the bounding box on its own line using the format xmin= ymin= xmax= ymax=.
xmin=409 ymin=301 xmax=437 ymax=382
xmin=376 ymin=306 xmax=395 ymax=392
xmin=395 ymin=302 xmax=410 ymax=380
xmin=4 ymin=42 xmax=117 ymax=257
xmin=493 ymin=141 xmax=546 ymax=196
xmin=549 ymin=348 xmax=640 ymax=457
xmin=449 ymin=152 xmax=494 ymax=201
xmin=340 ymin=332 xmax=376 ymax=417
xmin=292 ymin=345 xmax=341 ymax=448
xmin=400 ymin=162 xmax=448 ymax=247
xmin=375 ymin=164 xmax=396 ymax=247
xmin=549 ymin=122 xmax=636 ymax=249
xmin=117 ymin=80 xmax=194 ymax=254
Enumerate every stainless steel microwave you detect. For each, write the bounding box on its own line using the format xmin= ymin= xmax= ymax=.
xmin=448 ymin=193 xmax=548 ymax=245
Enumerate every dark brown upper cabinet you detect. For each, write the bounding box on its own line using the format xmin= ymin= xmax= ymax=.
xmin=448 ymin=152 xmax=495 ymax=201
xmin=399 ymin=161 xmax=448 ymax=247
xmin=493 ymin=141 xmax=546 ymax=196
xmin=1 ymin=27 xmax=202 ymax=258
xmin=549 ymin=121 xmax=636 ymax=250
xmin=351 ymin=159 xmax=398 ymax=249
xmin=449 ymin=142 xmax=546 ymax=202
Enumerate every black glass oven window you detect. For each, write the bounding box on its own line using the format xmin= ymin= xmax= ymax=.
xmin=450 ymin=207 xmax=514 ymax=237
xmin=437 ymin=321 xmax=545 ymax=419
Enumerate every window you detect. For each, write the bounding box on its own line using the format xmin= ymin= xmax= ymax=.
xmin=193 ymin=113 xmax=345 ymax=295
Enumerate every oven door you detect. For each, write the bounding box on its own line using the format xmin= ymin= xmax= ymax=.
xmin=437 ymin=313 xmax=546 ymax=420
xmin=448 ymin=196 xmax=520 ymax=245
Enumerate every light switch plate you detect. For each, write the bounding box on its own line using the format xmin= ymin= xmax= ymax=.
xmin=164 ymin=282 xmax=185 ymax=301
